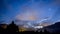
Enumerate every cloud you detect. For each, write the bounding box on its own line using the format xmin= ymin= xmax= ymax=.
xmin=15 ymin=10 xmax=38 ymax=21
xmin=0 ymin=0 xmax=60 ymax=24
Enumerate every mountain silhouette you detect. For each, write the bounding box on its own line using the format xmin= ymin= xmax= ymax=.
xmin=45 ymin=22 xmax=60 ymax=33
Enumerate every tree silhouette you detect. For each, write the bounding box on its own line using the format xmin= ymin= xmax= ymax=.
xmin=7 ymin=21 xmax=19 ymax=32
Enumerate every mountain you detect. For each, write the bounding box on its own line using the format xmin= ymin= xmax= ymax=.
xmin=45 ymin=22 xmax=60 ymax=33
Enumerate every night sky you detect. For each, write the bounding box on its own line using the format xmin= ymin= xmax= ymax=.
xmin=0 ymin=0 xmax=60 ymax=25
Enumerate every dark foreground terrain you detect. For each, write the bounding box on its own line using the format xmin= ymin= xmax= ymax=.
xmin=0 ymin=21 xmax=60 ymax=34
